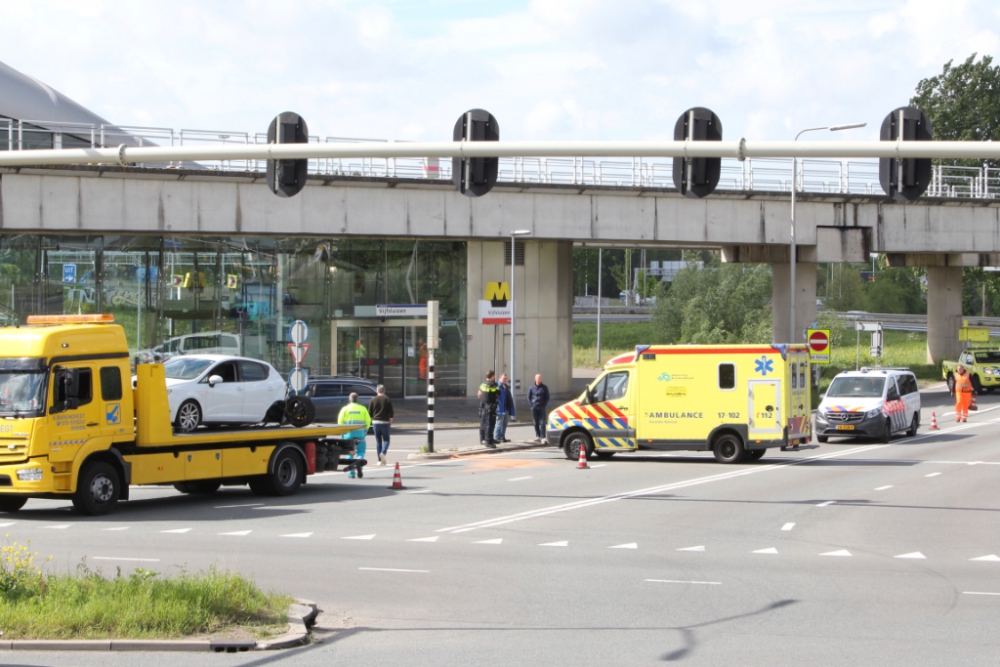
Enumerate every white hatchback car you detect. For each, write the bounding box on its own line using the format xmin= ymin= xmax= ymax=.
xmin=162 ymin=355 xmax=303 ymax=432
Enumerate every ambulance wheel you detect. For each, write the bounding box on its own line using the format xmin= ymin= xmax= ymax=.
xmin=173 ymin=481 xmax=221 ymax=495
xmin=263 ymin=448 xmax=305 ymax=496
xmin=284 ymin=396 xmax=315 ymax=428
xmin=72 ymin=462 xmax=120 ymax=516
xmin=0 ymin=497 xmax=26 ymax=512
xmin=906 ymin=413 xmax=919 ymax=437
xmin=816 ymin=435 xmax=829 ymax=443
xmin=879 ymin=419 xmax=893 ymax=444
xmin=746 ymin=449 xmax=766 ymax=461
xmin=712 ymin=433 xmax=746 ymax=464
xmin=563 ymin=432 xmax=592 ymax=461
xmin=594 ymin=451 xmax=616 ymax=460
xmin=175 ymin=400 xmax=202 ymax=433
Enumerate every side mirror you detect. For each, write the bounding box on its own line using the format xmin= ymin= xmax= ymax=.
xmin=208 ymin=375 xmax=224 ymax=387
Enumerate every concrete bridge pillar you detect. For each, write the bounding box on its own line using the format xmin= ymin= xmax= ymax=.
xmin=771 ymin=261 xmax=817 ymax=345
xmin=925 ymin=266 xmax=963 ymax=364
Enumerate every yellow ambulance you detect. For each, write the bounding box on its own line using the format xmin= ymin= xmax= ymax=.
xmin=547 ymin=344 xmax=811 ymax=463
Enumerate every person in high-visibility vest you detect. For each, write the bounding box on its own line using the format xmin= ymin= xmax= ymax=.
xmin=953 ymin=364 xmax=973 ymax=423
xmin=338 ymin=392 xmax=372 ymax=478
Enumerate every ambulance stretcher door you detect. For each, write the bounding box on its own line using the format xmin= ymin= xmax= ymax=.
xmin=748 ymin=379 xmax=782 ymax=436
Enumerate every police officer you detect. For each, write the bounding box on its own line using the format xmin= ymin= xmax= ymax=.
xmin=478 ymin=370 xmax=500 ymax=448
xmin=338 ymin=392 xmax=372 ymax=478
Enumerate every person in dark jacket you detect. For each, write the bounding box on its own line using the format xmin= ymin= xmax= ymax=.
xmin=527 ymin=374 xmax=550 ymax=443
xmin=477 ymin=370 xmax=499 ymax=447
xmin=368 ymin=384 xmax=394 ymax=466
xmin=493 ymin=373 xmax=516 ymax=443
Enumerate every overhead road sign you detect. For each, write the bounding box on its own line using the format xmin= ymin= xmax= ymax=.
xmin=806 ymin=328 xmax=831 ymax=365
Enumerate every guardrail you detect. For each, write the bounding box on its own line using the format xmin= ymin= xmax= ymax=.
xmin=1 ymin=118 xmax=997 ymax=198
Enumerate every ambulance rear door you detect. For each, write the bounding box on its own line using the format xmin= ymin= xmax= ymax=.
xmin=787 ymin=351 xmax=810 ymax=440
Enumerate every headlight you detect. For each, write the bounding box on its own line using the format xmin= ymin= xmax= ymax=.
xmin=865 ymin=408 xmax=882 ymax=420
xmin=987 ymin=368 xmax=999 ymax=376
xmin=16 ymin=468 xmax=42 ymax=482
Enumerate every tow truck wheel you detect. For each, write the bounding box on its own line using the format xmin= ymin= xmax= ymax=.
xmin=174 ymin=481 xmax=221 ymax=495
xmin=284 ymin=396 xmax=315 ymax=428
xmin=563 ymin=432 xmax=592 ymax=461
xmin=72 ymin=462 xmax=120 ymax=516
xmin=0 ymin=497 xmax=27 ymax=512
xmin=260 ymin=448 xmax=305 ymax=496
xmin=712 ymin=433 xmax=746 ymax=464
xmin=175 ymin=400 xmax=202 ymax=433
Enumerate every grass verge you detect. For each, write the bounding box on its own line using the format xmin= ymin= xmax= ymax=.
xmin=0 ymin=541 xmax=291 ymax=640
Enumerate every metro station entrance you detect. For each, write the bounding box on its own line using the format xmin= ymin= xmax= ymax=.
xmin=333 ymin=320 xmax=428 ymax=398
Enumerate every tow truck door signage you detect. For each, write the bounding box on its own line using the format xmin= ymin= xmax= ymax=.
xmin=748 ymin=380 xmax=781 ymax=435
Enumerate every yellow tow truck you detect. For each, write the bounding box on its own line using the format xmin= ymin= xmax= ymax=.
xmin=0 ymin=314 xmax=362 ymax=515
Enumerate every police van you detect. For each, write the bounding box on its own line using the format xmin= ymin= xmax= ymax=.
xmin=547 ymin=344 xmax=811 ymax=463
xmin=814 ymin=368 xmax=921 ymax=443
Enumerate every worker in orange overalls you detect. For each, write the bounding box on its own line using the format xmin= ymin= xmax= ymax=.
xmin=953 ymin=364 xmax=973 ymax=423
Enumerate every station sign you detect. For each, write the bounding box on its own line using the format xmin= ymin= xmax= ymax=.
xmin=806 ymin=328 xmax=831 ymax=365
xmin=375 ymin=304 xmax=428 ymax=318
xmin=479 ymin=281 xmax=512 ymax=325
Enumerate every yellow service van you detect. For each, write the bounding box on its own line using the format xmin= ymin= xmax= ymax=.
xmin=547 ymin=344 xmax=811 ymax=463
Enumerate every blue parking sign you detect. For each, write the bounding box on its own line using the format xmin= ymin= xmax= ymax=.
xmin=62 ymin=264 xmax=77 ymax=284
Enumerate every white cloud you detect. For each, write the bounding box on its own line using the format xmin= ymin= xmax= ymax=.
xmin=0 ymin=0 xmax=997 ymax=144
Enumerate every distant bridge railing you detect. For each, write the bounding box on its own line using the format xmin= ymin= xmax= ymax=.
xmin=1 ymin=118 xmax=996 ymax=199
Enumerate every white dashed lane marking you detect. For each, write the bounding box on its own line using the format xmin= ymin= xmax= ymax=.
xmin=281 ymin=532 xmax=313 ymax=538
xmin=925 ymin=472 xmax=942 ymax=478
xmin=160 ymin=528 xmax=191 ymax=534
xmin=508 ymin=476 xmax=532 ymax=482
xmin=44 ymin=524 xmax=71 ymax=530
xmin=216 ymin=503 xmax=265 ymax=509
xmin=342 ymin=534 xmax=376 ymax=540
xmin=781 ymin=523 xmax=795 ymax=531
xmin=971 ymin=554 xmax=1000 ymax=561
xmin=475 ymin=538 xmax=503 ymax=545
xmin=821 ymin=550 xmax=852 ymax=557
xmin=816 ymin=500 xmax=836 ymax=507
xmin=539 ymin=541 xmax=568 ymax=547
xmin=676 ymin=545 xmax=705 ymax=552
xmin=646 ymin=579 xmax=721 ymax=585
xmin=101 ymin=527 xmax=129 ymax=531
xmin=875 ymin=485 xmax=893 ymax=491
xmin=359 ymin=567 xmax=428 ymax=573
xmin=407 ymin=536 xmax=439 ymax=543
xmin=963 ymin=591 xmax=1000 ymax=596
xmin=895 ymin=552 xmax=926 ymax=559
xmin=609 ymin=543 xmax=637 ymax=549
xmin=220 ymin=530 xmax=252 ymax=536
xmin=753 ymin=547 xmax=779 ymax=555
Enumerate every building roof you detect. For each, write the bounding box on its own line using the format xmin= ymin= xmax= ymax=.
xmin=0 ymin=59 xmax=112 ymax=128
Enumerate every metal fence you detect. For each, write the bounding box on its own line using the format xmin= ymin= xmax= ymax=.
xmin=2 ymin=117 xmax=998 ymax=198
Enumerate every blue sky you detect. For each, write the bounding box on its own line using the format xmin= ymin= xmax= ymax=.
xmin=2 ymin=0 xmax=998 ymax=143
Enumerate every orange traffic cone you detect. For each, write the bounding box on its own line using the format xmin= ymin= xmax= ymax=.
xmin=576 ymin=444 xmax=590 ymax=470
xmin=388 ymin=462 xmax=406 ymax=490
xmin=971 ymin=391 xmax=979 ymax=412
xmin=930 ymin=412 xmax=938 ymax=430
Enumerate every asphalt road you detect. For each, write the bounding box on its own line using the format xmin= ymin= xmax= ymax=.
xmin=6 ymin=384 xmax=1000 ymax=666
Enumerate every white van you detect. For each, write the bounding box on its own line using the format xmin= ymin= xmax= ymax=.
xmin=136 ymin=332 xmax=241 ymax=363
xmin=815 ymin=368 xmax=921 ymax=443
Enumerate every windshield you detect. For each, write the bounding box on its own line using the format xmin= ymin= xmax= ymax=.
xmin=826 ymin=376 xmax=885 ymax=398
xmin=975 ymin=351 xmax=1000 ymax=364
xmin=0 ymin=371 xmax=46 ymax=415
xmin=163 ymin=357 xmax=214 ymax=380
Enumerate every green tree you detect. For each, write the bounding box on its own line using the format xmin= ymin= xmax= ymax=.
xmin=651 ymin=263 xmax=772 ymax=344
xmin=864 ymin=266 xmax=925 ymax=314
xmin=823 ymin=265 xmax=869 ymax=312
xmin=911 ymin=53 xmax=1000 ymax=168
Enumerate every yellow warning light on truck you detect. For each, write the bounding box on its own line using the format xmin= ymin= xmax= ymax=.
xmin=546 ymin=344 xmax=812 ymax=464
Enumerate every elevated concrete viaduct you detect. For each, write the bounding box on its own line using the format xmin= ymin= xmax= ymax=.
xmin=2 ymin=165 xmax=998 ymax=372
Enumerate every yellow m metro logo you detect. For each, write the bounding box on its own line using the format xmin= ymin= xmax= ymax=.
xmin=484 ymin=281 xmax=510 ymax=306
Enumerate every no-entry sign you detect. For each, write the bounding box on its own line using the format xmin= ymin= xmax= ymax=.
xmin=806 ymin=328 xmax=831 ymax=365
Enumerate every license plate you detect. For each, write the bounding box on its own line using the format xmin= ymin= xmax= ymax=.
xmin=836 ymin=425 xmax=855 ymax=431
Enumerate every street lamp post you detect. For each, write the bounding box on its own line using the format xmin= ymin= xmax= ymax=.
xmin=509 ymin=229 xmax=531 ymax=416
xmin=790 ymin=122 xmax=866 ymax=342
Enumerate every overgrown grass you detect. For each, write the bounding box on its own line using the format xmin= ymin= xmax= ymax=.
xmin=0 ymin=540 xmax=290 ymax=639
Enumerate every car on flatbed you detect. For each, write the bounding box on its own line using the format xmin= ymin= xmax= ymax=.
xmin=942 ymin=348 xmax=1000 ymax=395
xmin=304 ymin=376 xmax=378 ymax=423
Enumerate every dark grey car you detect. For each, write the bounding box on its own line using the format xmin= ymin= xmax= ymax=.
xmin=305 ymin=377 xmax=378 ymax=423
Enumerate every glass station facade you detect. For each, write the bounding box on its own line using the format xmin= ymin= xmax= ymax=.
xmin=0 ymin=235 xmax=468 ymax=397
